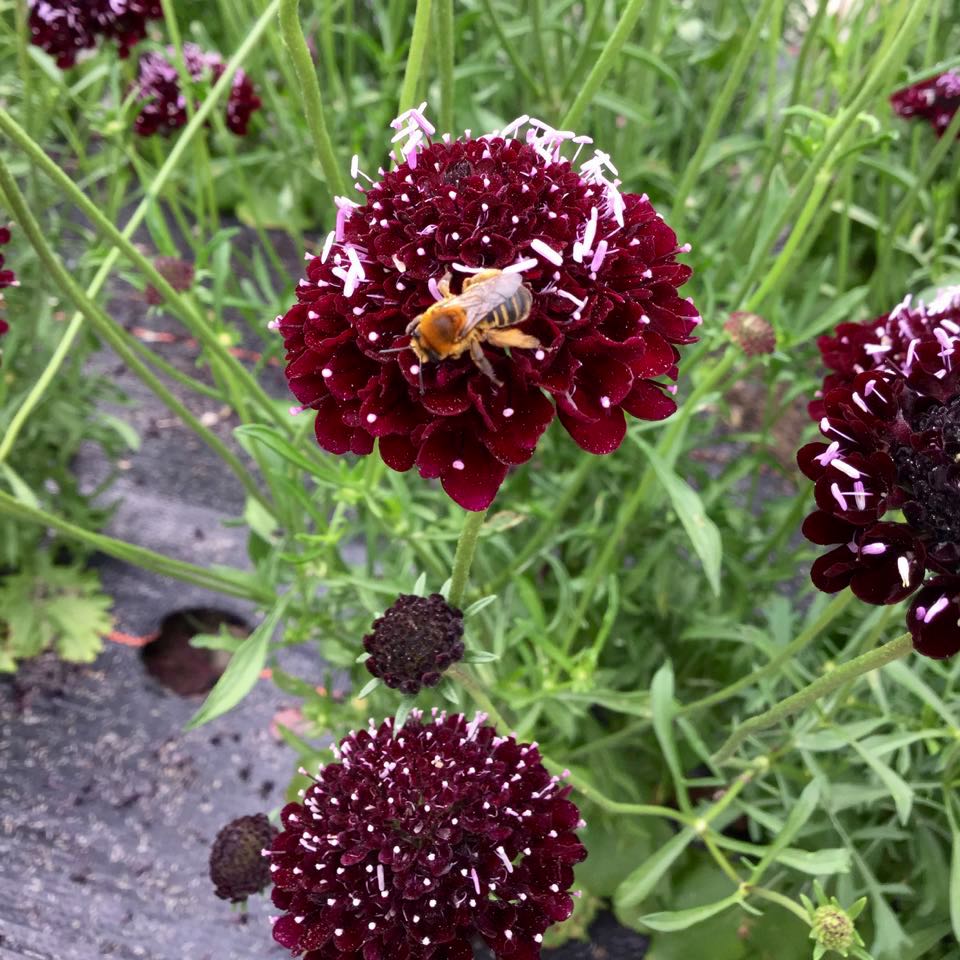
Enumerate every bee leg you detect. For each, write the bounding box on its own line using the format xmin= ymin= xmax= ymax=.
xmin=485 ymin=328 xmax=541 ymax=351
xmin=470 ymin=339 xmax=502 ymax=386
xmin=437 ymin=272 xmax=453 ymax=298
xmin=462 ymin=269 xmax=504 ymax=291
xmin=405 ymin=314 xmax=421 ymax=334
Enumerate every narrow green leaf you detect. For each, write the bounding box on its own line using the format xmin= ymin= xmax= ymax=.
xmin=635 ymin=440 xmax=722 ymax=595
xmin=186 ymin=593 xmax=291 ymax=729
xmin=638 ymin=890 xmax=743 ymax=932
xmin=394 ymin=697 xmax=416 ymax=732
xmin=945 ymin=793 xmax=960 ymax=943
xmin=752 ymin=779 xmax=820 ymax=878
xmin=463 ymin=595 xmax=497 ymax=618
xmin=651 ymin=662 xmax=686 ymax=804
xmin=0 ymin=463 xmax=40 ymax=510
xmin=356 ymin=677 xmax=380 ymax=699
xmin=614 ymin=828 xmax=695 ymax=911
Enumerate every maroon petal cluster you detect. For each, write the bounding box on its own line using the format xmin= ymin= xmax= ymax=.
xmin=363 ymin=594 xmax=465 ymax=694
xmin=891 ymin=71 xmax=960 ymax=139
xmin=210 ymin=813 xmax=277 ymax=903
xmin=28 ymin=0 xmax=161 ymax=68
xmin=134 ymin=43 xmax=262 ymax=138
xmin=277 ymin=107 xmax=699 ymax=510
xmin=0 ymin=226 xmax=17 ymax=337
xmin=145 ymin=255 xmax=195 ymax=304
xmin=268 ymin=710 xmax=586 ymax=960
xmin=799 ymin=288 xmax=960 ymax=658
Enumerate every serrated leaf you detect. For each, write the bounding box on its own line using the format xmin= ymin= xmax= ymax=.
xmin=635 ymin=440 xmax=722 ymax=595
xmin=186 ymin=593 xmax=292 ymax=730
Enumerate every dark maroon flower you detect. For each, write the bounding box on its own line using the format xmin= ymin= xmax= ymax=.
xmin=134 ymin=44 xmax=262 ymax=138
xmin=145 ymin=255 xmax=195 ymax=305
xmin=210 ymin=813 xmax=277 ymax=903
xmin=810 ymin=287 xmax=960 ymax=419
xmin=0 ymin=225 xmax=17 ymax=337
xmin=28 ymin=0 xmax=161 ymax=68
xmin=363 ymin=594 xmax=465 ymax=694
xmin=268 ymin=710 xmax=586 ymax=959
xmin=799 ymin=293 xmax=960 ymax=657
xmin=891 ymin=71 xmax=960 ymax=139
xmin=277 ymin=107 xmax=699 ymax=511
xmin=723 ymin=311 xmax=775 ymax=357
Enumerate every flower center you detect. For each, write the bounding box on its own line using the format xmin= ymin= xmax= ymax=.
xmin=895 ymin=397 xmax=960 ymax=545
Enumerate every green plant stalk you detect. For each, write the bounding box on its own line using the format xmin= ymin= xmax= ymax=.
xmin=320 ymin=0 xmax=346 ymax=103
xmin=398 ymin=0 xmax=433 ymax=115
xmin=713 ymin=632 xmax=914 ymax=764
xmin=874 ymin=103 xmax=960 ymax=290
xmin=530 ymin=0 xmax=554 ymax=108
xmin=478 ymin=0 xmax=541 ymax=99
xmin=279 ymin=0 xmax=347 ymax=195
xmin=0 ymin=2 xmax=282 ymax=456
xmin=0 ymin=161 xmax=271 ymax=512
xmin=748 ymin=887 xmax=811 ymax=924
xmin=671 ymin=0 xmax=779 ymax=223
xmin=13 ymin=0 xmax=33 ymax=145
xmin=0 ymin=110 xmax=293 ymax=447
xmin=560 ymin=0 xmax=647 ymax=129
xmin=733 ymin=0 xmax=930 ymax=306
xmin=559 ymin=0 xmax=608 ymax=102
xmin=0 ymin=490 xmax=271 ymax=601
xmin=436 ymin=0 xmax=455 ymax=133
xmin=448 ymin=508 xmax=488 ymax=607
xmin=447 ymin=663 xmax=508 ymax=728
xmin=158 ymin=0 xmax=219 ymax=235
xmin=680 ymin=592 xmax=855 ymax=716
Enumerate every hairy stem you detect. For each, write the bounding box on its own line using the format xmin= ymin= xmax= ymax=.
xmin=448 ymin=508 xmax=488 ymax=608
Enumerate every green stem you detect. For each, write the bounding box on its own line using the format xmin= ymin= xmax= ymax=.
xmin=713 ymin=632 xmax=914 ymax=764
xmin=279 ymin=0 xmax=347 ymax=195
xmin=0 ymin=2 xmax=282 ymax=456
xmin=530 ymin=0 xmax=554 ymax=108
xmin=560 ymin=0 xmax=647 ymax=130
xmin=447 ymin=663 xmax=509 ymax=729
xmin=478 ymin=0 xmax=541 ymax=99
xmin=0 ymin=490 xmax=272 ymax=602
xmin=748 ymin=887 xmax=811 ymax=925
xmin=436 ymin=0 xmax=455 ymax=133
xmin=680 ymin=592 xmax=855 ymax=716
xmin=0 ymin=161 xmax=271 ymax=511
xmin=398 ymin=0 xmax=434 ymax=114
xmin=0 ymin=109 xmax=292 ymax=447
xmin=448 ymin=508 xmax=488 ymax=607
xmin=732 ymin=0 xmax=929 ymax=307
xmin=671 ymin=0 xmax=778 ymax=223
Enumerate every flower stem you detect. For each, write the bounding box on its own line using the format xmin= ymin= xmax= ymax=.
xmin=0 ymin=1 xmax=282 ymax=458
xmin=278 ymin=0 xmax=347 ymax=196
xmin=713 ymin=632 xmax=914 ymax=764
xmin=0 ymin=159 xmax=272 ymax=512
xmin=447 ymin=663 xmax=508 ymax=729
xmin=560 ymin=0 xmax=647 ymax=130
xmin=478 ymin=0 xmax=541 ymax=99
xmin=680 ymin=591 xmax=855 ymax=716
xmin=448 ymin=508 xmax=488 ymax=608
xmin=0 ymin=490 xmax=272 ymax=602
xmin=672 ymin=0 xmax=779 ymax=223
xmin=436 ymin=0 xmax=455 ymax=134
xmin=398 ymin=0 xmax=434 ymax=115
xmin=0 ymin=109 xmax=293 ymax=446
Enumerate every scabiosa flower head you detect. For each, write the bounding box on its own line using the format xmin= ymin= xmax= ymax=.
xmin=363 ymin=594 xmax=465 ymax=694
xmin=145 ymin=255 xmax=196 ymax=305
xmin=891 ymin=71 xmax=960 ymax=139
xmin=210 ymin=813 xmax=277 ymax=903
xmin=28 ymin=0 xmax=161 ymax=68
xmin=268 ymin=710 xmax=586 ymax=959
xmin=134 ymin=43 xmax=262 ymax=138
xmin=723 ymin=311 xmax=775 ymax=357
xmin=277 ymin=106 xmax=699 ymax=510
xmin=799 ymin=289 xmax=960 ymax=658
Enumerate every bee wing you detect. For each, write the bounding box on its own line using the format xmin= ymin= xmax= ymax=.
xmin=457 ymin=273 xmax=525 ymax=337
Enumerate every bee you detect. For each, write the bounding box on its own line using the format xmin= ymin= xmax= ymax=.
xmin=406 ymin=269 xmax=539 ymax=386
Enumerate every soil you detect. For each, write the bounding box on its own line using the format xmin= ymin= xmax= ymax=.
xmin=0 ymin=220 xmax=649 ymax=959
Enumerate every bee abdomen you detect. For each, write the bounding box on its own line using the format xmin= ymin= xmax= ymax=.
xmin=492 ymin=286 xmax=533 ymax=327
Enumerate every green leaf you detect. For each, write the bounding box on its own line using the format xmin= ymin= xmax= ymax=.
xmin=635 ymin=440 xmax=722 ymax=595
xmin=651 ymin=662 xmax=686 ymax=802
xmin=946 ymin=794 xmax=960 ymax=943
xmin=463 ymin=595 xmax=497 ymax=618
xmin=356 ymin=676 xmax=380 ymax=699
xmin=394 ymin=697 xmax=416 ymax=732
xmin=638 ymin=890 xmax=743 ymax=932
xmin=614 ymin=828 xmax=695 ymax=911
xmin=752 ymin=779 xmax=821 ymax=878
xmin=186 ymin=593 xmax=292 ymax=730
xmin=99 ymin=412 xmax=141 ymax=451
xmin=463 ymin=650 xmax=500 ymax=663
xmin=0 ymin=462 xmax=40 ymax=510
xmin=847 ymin=738 xmax=913 ymax=825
